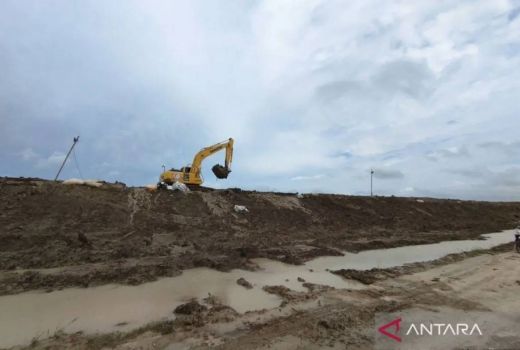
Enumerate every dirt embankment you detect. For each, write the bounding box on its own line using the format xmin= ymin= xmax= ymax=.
xmin=1 ymin=177 xmax=519 ymax=294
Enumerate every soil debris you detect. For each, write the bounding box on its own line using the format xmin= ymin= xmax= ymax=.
xmin=174 ymin=300 xmax=207 ymax=315
xmin=236 ymin=277 xmax=253 ymax=289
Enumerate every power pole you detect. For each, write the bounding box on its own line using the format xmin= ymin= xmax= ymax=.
xmin=370 ymin=169 xmax=374 ymax=197
xmin=54 ymin=136 xmax=80 ymax=181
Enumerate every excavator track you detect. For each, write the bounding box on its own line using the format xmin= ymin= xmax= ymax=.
xmin=187 ymin=184 xmax=215 ymax=192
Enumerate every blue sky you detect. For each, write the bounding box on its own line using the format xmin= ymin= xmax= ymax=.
xmin=1 ymin=0 xmax=519 ymax=200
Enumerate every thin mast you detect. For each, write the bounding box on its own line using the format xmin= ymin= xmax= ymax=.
xmin=54 ymin=136 xmax=80 ymax=181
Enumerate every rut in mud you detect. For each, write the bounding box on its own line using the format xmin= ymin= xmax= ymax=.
xmin=1 ymin=176 xmax=520 ymax=294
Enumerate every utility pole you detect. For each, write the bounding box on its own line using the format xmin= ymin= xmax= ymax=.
xmin=54 ymin=136 xmax=80 ymax=181
xmin=370 ymin=169 xmax=374 ymax=197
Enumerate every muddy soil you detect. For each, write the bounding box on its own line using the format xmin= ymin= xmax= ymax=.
xmin=1 ymin=176 xmax=520 ymax=294
xmin=17 ymin=245 xmax=520 ymax=350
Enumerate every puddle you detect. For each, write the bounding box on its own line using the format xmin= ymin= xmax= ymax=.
xmin=0 ymin=230 xmax=515 ymax=348
xmin=0 ymin=268 xmax=285 ymax=349
xmin=307 ymin=230 xmax=516 ymax=271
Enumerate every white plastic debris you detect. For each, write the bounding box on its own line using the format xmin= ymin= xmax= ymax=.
xmin=145 ymin=184 xmax=158 ymax=192
xmin=296 ymin=193 xmax=304 ymax=199
xmin=62 ymin=178 xmax=102 ymax=187
xmin=169 ymin=181 xmax=190 ymax=193
xmin=416 ymin=199 xmax=424 ymax=203
xmin=234 ymin=205 xmax=249 ymax=213
xmin=84 ymin=180 xmax=103 ymax=188
xmin=62 ymin=178 xmax=84 ymax=185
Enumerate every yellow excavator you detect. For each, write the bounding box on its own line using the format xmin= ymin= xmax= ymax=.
xmin=158 ymin=138 xmax=234 ymax=189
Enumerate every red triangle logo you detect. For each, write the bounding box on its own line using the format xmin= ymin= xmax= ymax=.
xmin=378 ymin=317 xmax=402 ymax=342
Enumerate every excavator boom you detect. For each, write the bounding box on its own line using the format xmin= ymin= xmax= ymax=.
xmin=191 ymin=138 xmax=233 ymax=178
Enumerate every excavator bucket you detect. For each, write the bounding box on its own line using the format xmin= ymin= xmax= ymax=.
xmin=212 ymin=164 xmax=230 ymax=179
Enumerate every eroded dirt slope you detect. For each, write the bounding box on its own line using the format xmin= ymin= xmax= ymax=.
xmin=1 ymin=177 xmax=519 ymax=293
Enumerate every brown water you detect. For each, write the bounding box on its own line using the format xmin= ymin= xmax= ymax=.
xmin=307 ymin=230 xmax=516 ymax=271
xmin=0 ymin=230 xmax=515 ymax=348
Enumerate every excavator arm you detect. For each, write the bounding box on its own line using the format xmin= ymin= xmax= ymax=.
xmin=191 ymin=138 xmax=234 ymax=179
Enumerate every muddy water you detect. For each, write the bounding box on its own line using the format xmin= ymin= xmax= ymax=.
xmin=0 ymin=230 xmax=515 ymax=348
xmin=0 ymin=268 xmax=285 ymax=348
xmin=308 ymin=230 xmax=516 ymax=271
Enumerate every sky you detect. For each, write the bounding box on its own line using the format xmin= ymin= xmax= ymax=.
xmin=1 ymin=0 xmax=519 ymax=200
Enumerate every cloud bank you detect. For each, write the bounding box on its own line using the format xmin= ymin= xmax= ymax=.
xmin=1 ymin=0 xmax=519 ymax=200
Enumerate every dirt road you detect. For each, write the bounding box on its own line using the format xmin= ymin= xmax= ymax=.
xmin=1 ymin=177 xmax=520 ymax=295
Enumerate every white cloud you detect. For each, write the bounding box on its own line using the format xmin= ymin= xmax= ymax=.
xmin=19 ymin=148 xmax=38 ymax=161
xmin=291 ymin=174 xmax=325 ymax=181
xmin=35 ymin=152 xmax=66 ymax=169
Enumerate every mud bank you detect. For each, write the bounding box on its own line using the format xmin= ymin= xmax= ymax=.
xmin=1 ymin=177 xmax=520 ymax=294
xmin=0 ymin=231 xmax=515 ymax=348
xmin=11 ymin=244 xmax=520 ymax=350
